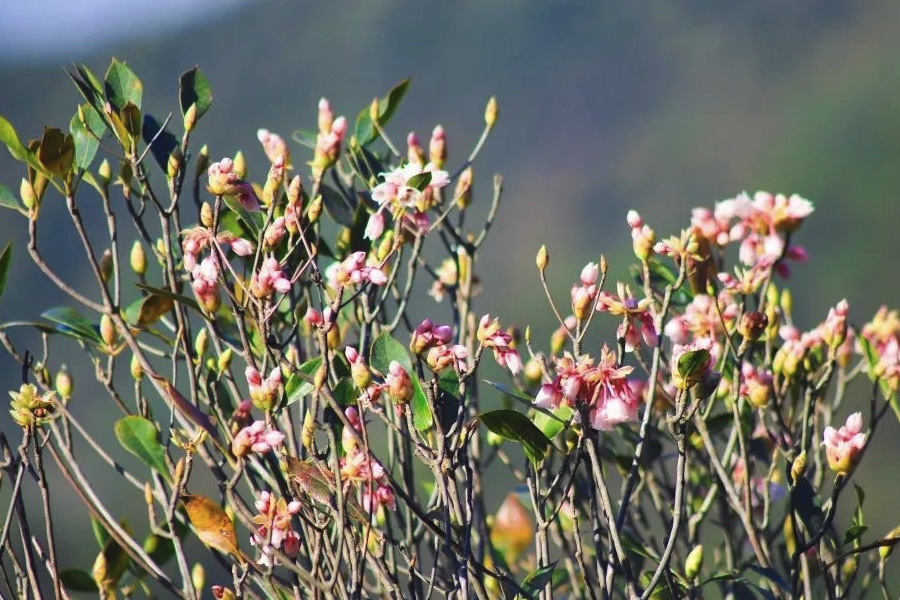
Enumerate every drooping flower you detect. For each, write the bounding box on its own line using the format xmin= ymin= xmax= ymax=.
xmin=478 ymin=315 xmax=522 ymax=375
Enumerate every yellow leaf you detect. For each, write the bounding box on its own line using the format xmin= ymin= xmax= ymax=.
xmin=181 ymin=494 xmax=247 ymax=563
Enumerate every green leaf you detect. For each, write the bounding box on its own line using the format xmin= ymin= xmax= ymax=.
xmin=407 ymin=171 xmax=432 ymax=192
xmin=519 ymin=563 xmax=557 ymax=600
xmin=332 ymin=378 xmax=357 ymax=406
xmin=222 ymin=193 xmax=263 ymax=233
xmin=485 ymin=379 xmax=570 ymax=438
xmin=135 ymin=284 xmax=202 ymax=314
xmin=104 ymin=58 xmax=143 ymax=111
xmin=141 ymin=114 xmax=180 ymax=172
xmin=533 ymin=404 xmax=572 ymax=439
xmin=410 ymin=371 xmax=433 ymax=432
xmin=285 ymin=357 xmax=324 ymax=405
xmin=114 ymin=416 xmax=172 ymax=483
xmin=41 ymin=307 xmax=102 ymax=344
xmin=369 ymin=332 xmax=412 ymax=375
xmin=37 ymin=127 xmax=75 ymax=178
xmin=791 ymin=476 xmax=824 ymax=534
xmin=677 ymin=349 xmax=710 ymax=380
xmin=479 ymin=409 xmax=551 ymax=465
xmin=320 ymin=184 xmax=356 ymax=227
xmin=60 ymin=568 xmax=99 ymax=592
xmin=0 ymin=243 xmax=11 ymax=313
xmin=353 ymin=78 xmax=411 ymax=146
xmin=179 ymin=66 xmax=213 ymax=119
xmin=67 ymin=66 xmax=106 ymax=123
xmin=90 ymin=516 xmax=111 ymax=549
xmin=0 ymin=115 xmax=28 ymax=161
xmin=745 ymin=565 xmax=790 ymax=593
xmin=0 ymin=183 xmax=20 ymax=213
xmin=842 ymin=524 xmax=868 ymax=547
xmin=70 ymin=113 xmax=99 ymax=171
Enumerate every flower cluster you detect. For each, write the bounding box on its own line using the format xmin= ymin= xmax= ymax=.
xmin=822 ymin=413 xmax=866 ymax=475
xmin=597 ymin=283 xmax=657 ymax=352
xmin=207 ymin=157 xmax=259 ymax=210
xmin=325 ymin=251 xmax=388 ymax=290
xmin=477 ymin=315 xmax=522 ymax=375
xmin=246 ymin=366 xmax=282 ymax=411
xmin=311 ymin=98 xmax=347 ymax=179
xmin=250 ymin=256 xmax=292 ymax=299
xmin=232 ymin=421 xmax=286 ymax=458
xmin=340 ymin=407 xmax=396 ymax=515
xmin=250 ymin=491 xmax=301 ymax=566
xmin=365 ymin=162 xmax=450 ymax=241
xmin=535 ymin=346 xmax=639 ymax=431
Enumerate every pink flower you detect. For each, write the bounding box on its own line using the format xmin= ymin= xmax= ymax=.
xmin=426 ymin=344 xmax=469 ymax=372
xmin=246 ymin=366 xmax=282 ymax=410
xmin=822 ymin=413 xmax=866 ymax=475
xmin=411 ymin=319 xmax=454 ymax=354
xmin=326 ymin=251 xmax=388 ymax=289
xmin=820 ymin=299 xmax=849 ymax=349
xmin=407 ymin=131 xmax=425 ymax=166
xmin=429 ymin=125 xmax=446 ymax=168
xmin=385 ymin=361 xmax=413 ymax=404
xmin=207 ymin=158 xmax=259 ymax=210
xmin=477 ymin=315 xmax=522 ymax=375
xmin=263 ymin=216 xmax=287 ymax=249
xmin=251 ymin=491 xmax=302 ymax=567
xmin=364 ymin=211 xmax=386 ymax=240
xmin=232 ymin=420 xmax=285 ymax=457
xmin=257 ymin=128 xmax=289 ymax=165
xmin=190 ymin=256 xmax=221 ymax=313
xmin=580 ymin=262 xmax=599 ymax=286
xmin=251 ymin=256 xmax=292 ymax=298
xmin=318 ymin=98 xmax=334 ymax=134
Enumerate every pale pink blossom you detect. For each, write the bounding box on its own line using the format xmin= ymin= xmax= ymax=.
xmin=823 ymin=413 xmax=866 ymax=474
xmin=246 ymin=366 xmax=282 ymax=410
xmin=251 ymin=256 xmax=292 ymax=298
xmin=232 ymin=420 xmax=286 ymax=457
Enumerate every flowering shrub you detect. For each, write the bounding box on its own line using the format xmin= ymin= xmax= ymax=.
xmin=0 ymin=58 xmax=899 ymax=600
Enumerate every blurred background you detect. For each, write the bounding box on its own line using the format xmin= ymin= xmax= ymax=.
xmin=1 ymin=0 xmax=900 ymax=593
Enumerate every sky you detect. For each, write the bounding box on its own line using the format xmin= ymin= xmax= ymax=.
xmin=0 ymin=0 xmax=251 ymax=64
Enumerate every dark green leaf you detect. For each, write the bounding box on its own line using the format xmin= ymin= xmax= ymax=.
xmin=0 ymin=243 xmax=11 ymax=313
xmin=0 ymin=115 xmax=28 ymax=161
xmin=143 ymin=520 xmax=188 ymax=567
xmin=677 ymin=349 xmax=710 ymax=380
xmin=519 ymin=563 xmax=556 ymax=600
xmin=485 ymin=379 xmax=536 ymax=405
xmin=37 ymin=127 xmax=75 ymax=178
xmin=842 ymin=524 xmax=868 ymax=547
xmin=285 ymin=357 xmax=324 ymax=405
xmin=41 ymin=307 xmax=102 ymax=344
xmin=66 ymin=66 xmax=106 ymax=122
xmin=179 ymin=66 xmax=213 ymax=119
xmin=407 ymin=171 xmax=431 ymax=192
xmin=320 ymin=184 xmax=356 ymax=227
xmin=369 ymin=332 xmax=412 ymax=375
xmin=104 ymin=58 xmax=143 ymax=110
xmin=411 ymin=371 xmax=433 ymax=432
xmin=479 ymin=409 xmax=551 ymax=465
xmin=332 ymin=378 xmax=357 ymax=406
xmin=114 ymin=416 xmax=172 ymax=483
xmin=745 ymin=565 xmax=790 ymax=593
xmin=135 ymin=284 xmax=202 ymax=314
xmin=435 ymin=369 xmax=462 ymax=431
xmin=141 ymin=114 xmax=179 ymax=172
xmin=60 ymin=568 xmax=99 ymax=592
xmin=353 ymin=78 xmax=411 ymax=146
xmin=791 ymin=476 xmax=824 ymax=534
